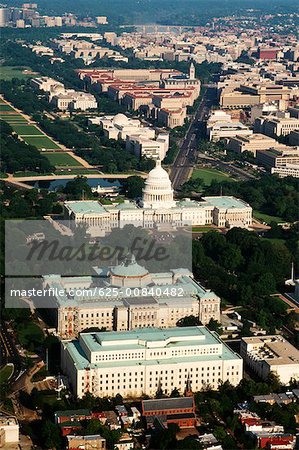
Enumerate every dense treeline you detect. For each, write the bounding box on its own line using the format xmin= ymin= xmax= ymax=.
xmin=205 ymin=176 xmax=299 ymax=223
xmin=0 ymin=79 xmax=52 ymax=115
xmin=192 ymin=228 xmax=294 ymax=331
xmin=0 ymin=120 xmax=53 ymax=174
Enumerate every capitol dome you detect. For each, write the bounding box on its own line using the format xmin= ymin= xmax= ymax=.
xmin=112 ymin=113 xmax=130 ymax=127
xmin=142 ymin=160 xmax=176 ymax=209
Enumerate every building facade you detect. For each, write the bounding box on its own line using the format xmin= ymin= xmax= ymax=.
xmin=61 ymin=326 xmax=243 ymax=398
xmin=240 ymin=335 xmax=299 ymax=384
xmin=43 ymin=259 xmax=221 ymax=338
xmin=64 ymin=160 xmax=253 ymax=231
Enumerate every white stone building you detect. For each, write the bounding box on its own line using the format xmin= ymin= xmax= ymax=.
xmin=240 ymin=335 xmax=299 ymax=384
xmin=51 ymin=90 xmax=97 ymax=111
xmin=43 ymin=258 xmax=221 ymax=338
xmin=207 ymin=121 xmax=252 ymax=142
xmin=30 ymin=76 xmax=64 ymax=94
xmin=64 ymin=160 xmax=252 ymax=231
xmin=89 ymin=114 xmax=169 ymax=160
xmin=61 ymin=326 xmax=243 ymax=398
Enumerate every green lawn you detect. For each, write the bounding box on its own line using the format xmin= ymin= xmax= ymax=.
xmin=44 ymin=152 xmax=82 ymax=167
xmin=0 ymin=66 xmax=34 ymax=80
xmin=1 ymin=116 xmax=28 ymax=123
xmin=253 ymin=210 xmax=284 ymax=224
xmin=0 ymin=364 xmax=13 ymax=385
xmin=12 ymin=124 xmax=44 ymax=136
xmin=192 ymin=226 xmax=217 ymax=232
xmin=22 ymin=136 xmax=61 ymax=150
xmin=0 ymin=104 xmax=14 ymax=112
xmin=192 ymin=168 xmax=235 ymax=186
xmin=13 ymin=171 xmax=53 ymax=177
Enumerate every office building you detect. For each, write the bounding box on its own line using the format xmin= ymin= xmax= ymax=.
xmin=240 ymin=335 xmax=299 ymax=384
xmin=67 ymin=434 xmax=106 ymax=450
xmin=256 ymin=147 xmax=299 ymax=169
xmin=228 ymin=134 xmax=283 ymax=156
xmin=254 ymin=115 xmax=299 ymax=138
xmin=61 ymin=326 xmax=243 ymax=398
xmin=207 ymin=120 xmax=252 ymax=142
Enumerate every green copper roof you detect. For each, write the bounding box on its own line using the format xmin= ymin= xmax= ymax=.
xmin=110 ymin=255 xmax=149 ymax=277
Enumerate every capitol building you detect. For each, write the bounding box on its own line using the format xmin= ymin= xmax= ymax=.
xmin=64 ymin=160 xmax=252 ymax=233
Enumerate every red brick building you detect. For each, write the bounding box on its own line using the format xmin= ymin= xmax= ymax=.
xmin=142 ymin=396 xmax=196 ymax=428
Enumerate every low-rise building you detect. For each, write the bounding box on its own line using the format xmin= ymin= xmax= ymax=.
xmin=207 ymin=120 xmax=252 ymax=142
xmin=0 ymin=416 xmax=19 ymax=447
xmin=197 ymin=433 xmax=223 ymax=450
xmin=240 ymin=335 xmax=299 ymax=384
xmin=254 ymin=115 xmax=299 ymax=138
xmin=256 ymin=147 xmax=299 ymax=169
xmin=51 ymin=90 xmax=97 ymax=111
xmin=142 ymin=396 xmax=196 ymax=429
xmin=61 ymin=326 xmax=243 ymax=398
xmin=67 ymin=434 xmax=106 ymax=450
xmin=228 ymin=133 xmax=282 ymax=156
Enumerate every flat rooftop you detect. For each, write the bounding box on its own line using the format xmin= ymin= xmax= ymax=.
xmin=65 ymin=201 xmax=108 ymax=215
xmin=63 ymin=326 xmax=241 ymax=370
xmin=242 ymin=335 xmax=299 ymax=366
xmin=202 ymin=196 xmax=251 ymax=210
xmin=142 ymin=396 xmax=193 ymax=412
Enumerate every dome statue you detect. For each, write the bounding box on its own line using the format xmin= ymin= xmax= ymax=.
xmin=141 ymin=159 xmax=176 ymax=209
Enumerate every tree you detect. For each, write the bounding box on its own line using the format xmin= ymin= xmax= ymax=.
xmin=170 ymin=387 xmax=181 ymax=397
xmin=267 ymin=372 xmax=282 ymax=392
xmin=40 ymin=420 xmax=62 ymax=449
xmin=125 ymin=175 xmax=145 ymax=199
xmin=207 ymin=318 xmax=222 ymax=334
xmin=63 ymin=176 xmax=93 ymax=200
xmin=177 ymin=315 xmax=200 ymax=327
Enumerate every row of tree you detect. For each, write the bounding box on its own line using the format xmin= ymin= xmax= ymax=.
xmin=0 ymin=120 xmax=53 ymax=174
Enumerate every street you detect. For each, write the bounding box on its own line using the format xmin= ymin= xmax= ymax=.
xmin=169 ymin=86 xmax=257 ymax=190
xmin=169 ymin=87 xmax=215 ymax=190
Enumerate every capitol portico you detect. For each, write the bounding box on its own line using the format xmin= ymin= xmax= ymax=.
xmin=64 ymin=159 xmax=252 ymax=233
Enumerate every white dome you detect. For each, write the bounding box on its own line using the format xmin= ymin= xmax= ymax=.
xmin=112 ymin=113 xmax=130 ymax=127
xmin=146 ymin=160 xmax=172 ymax=186
xmin=142 ymin=160 xmax=176 ymax=209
